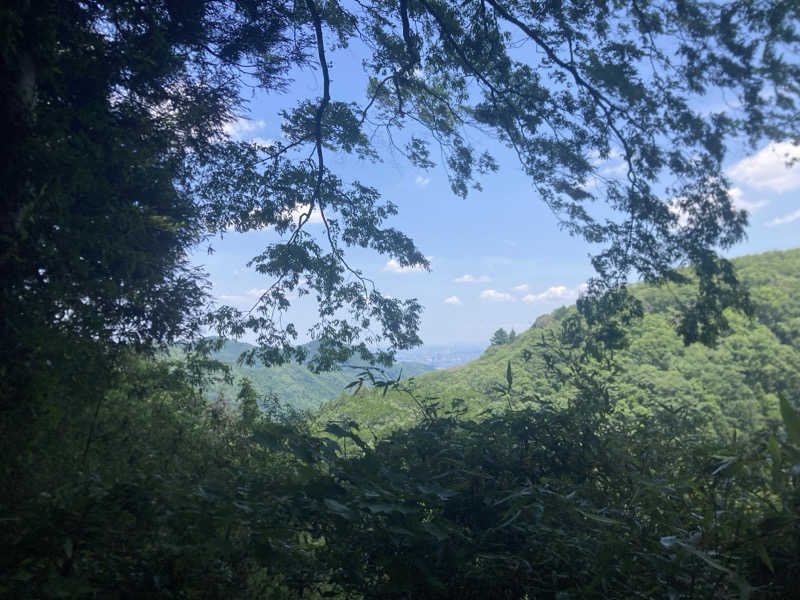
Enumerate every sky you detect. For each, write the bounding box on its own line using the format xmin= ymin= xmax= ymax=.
xmin=190 ymin=40 xmax=800 ymax=347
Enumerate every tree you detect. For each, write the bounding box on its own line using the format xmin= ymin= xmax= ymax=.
xmin=5 ymin=5 xmax=800 ymax=594
xmin=198 ymin=0 xmax=796 ymax=352
xmin=508 ymin=329 xmax=516 ymax=343
xmin=490 ymin=328 xmax=509 ymax=345
xmin=3 ymin=0 xmax=799 ymax=380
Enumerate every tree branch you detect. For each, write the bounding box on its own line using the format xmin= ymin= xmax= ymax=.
xmin=483 ymin=0 xmax=640 ymax=177
xmin=307 ymin=0 xmax=373 ymax=299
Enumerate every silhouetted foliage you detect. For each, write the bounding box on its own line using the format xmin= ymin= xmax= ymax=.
xmin=2 ymin=1 xmax=800 ymax=597
xmin=490 ymin=327 xmax=510 ymax=345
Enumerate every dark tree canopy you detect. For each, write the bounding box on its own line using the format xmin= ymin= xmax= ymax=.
xmin=3 ymin=4 xmax=800 ymax=596
xmin=2 ymin=0 xmax=799 ymax=377
xmin=490 ymin=328 xmax=509 ymax=345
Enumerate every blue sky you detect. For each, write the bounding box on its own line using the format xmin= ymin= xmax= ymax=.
xmin=191 ymin=44 xmax=800 ymax=346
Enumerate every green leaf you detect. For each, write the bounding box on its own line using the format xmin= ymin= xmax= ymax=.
xmin=711 ymin=456 xmax=738 ymax=477
xmin=422 ymin=521 xmax=449 ymax=541
xmin=325 ymin=423 xmax=349 ymax=438
xmin=757 ymin=542 xmax=775 ymax=574
xmin=767 ymin=435 xmax=780 ymax=462
xmin=578 ymin=510 xmax=623 ymax=526
xmin=779 ymin=397 xmax=800 ymax=445
xmin=323 ymin=498 xmax=354 ymax=520
xmin=365 ymin=503 xmax=414 ymax=515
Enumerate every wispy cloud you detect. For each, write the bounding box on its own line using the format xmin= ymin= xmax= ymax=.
xmin=766 ymin=209 xmax=800 ymax=227
xmin=668 ymin=187 xmax=766 ymax=229
xmin=728 ymin=142 xmax=800 ymax=193
xmin=454 ymin=274 xmax=491 ymax=283
xmin=250 ymin=137 xmax=275 ymax=147
xmin=480 ymin=289 xmax=515 ymax=302
xmin=587 ymin=148 xmax=626 ymax=178
xmin=383 ymin=258 xmax=428 ymax=273
xmin=223 ymin=117 xmax=266 ymax=140
xmin=667 ymin=199 xmax=689 ymax=228
xmin=414 ymin=175 xmax=430 ymax=187
xmin=522 ymin=283 xmax=587 ymax=303
xmin=246 ymin=203 xmax=324 ymax=227
xmin=287 ymin=204 xmax=323 ymax=224
xmin=729 ymin=187 xmax=767 ymax=213
xmin=599 ymin=161 xmax=628 ymax=177
xmin=219 ymin=287 xmax=267 ymax=306
xmin=443 ymin=296 xmax=462 ymax=305
xmin=512 ymin=284 xmax=529 ymax=293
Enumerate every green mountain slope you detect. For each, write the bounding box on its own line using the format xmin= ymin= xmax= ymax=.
xmin=319 ymin=248 xmax=800 ymax=437
xmin=205 ymin=340 xmax=434 ymax=411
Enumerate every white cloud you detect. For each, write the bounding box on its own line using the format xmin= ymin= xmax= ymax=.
xmin=766 ymin=209 xmax=800 ymax=227
xmin=729 ymin=187 xmax=767 ymax=213
xmin=522 ymin=283 xmax=588 ymax=304
xmin=223 ymin=117 xmax=266 ymax=140
xmin=512 ymin=284 xmax=529 ymax=293
xmin=219 ymin=281 xmax=311 ymax=307
xmin=480 ymin=289 xmax=515 ymax=302
xmin=728 ymin=142 xmax=800 ymax=192
xmin=599 ymin=161 xmax=628 ymax=177
xmin=287 ymin=204 xmax=324 ymax=224
xmin=588 ymin=148 xmax=621 ymax=165
xmin=443 ymin=296 xmax=462 ymax=305
xmin=383 ymin=258 xmax=428 ymax=273
xmin=246 ymin=203 xmax=324 ymax=227
xmin=219 ymin=287 xmax=267 ymax=305
xmin=250 ymin=137 xmax=275 ymax=147
xmin=414 ymin=175 xmax=430 ymax=187
xmin=667 ymin=187 xmax=766 ymax=229
xmin=580 ymin=176 xmax=600 ymax=192
xmin=454 ymin=274 xmax=491 ymax=283
xmin=667 ymin=199 xmax=689 ymax=228
xmin=587 ymin=148 xmax=627 ymax=178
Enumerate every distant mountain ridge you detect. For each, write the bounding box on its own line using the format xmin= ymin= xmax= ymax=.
xmin=317 ymin=248 xmax=800 ymax=438
xmin=204 ymin=339 xmax=435 ymax=411
xmin=395 ymin=343 xmax=485 ymax=369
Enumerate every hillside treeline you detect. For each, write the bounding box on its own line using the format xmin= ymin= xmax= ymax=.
xmin=320 ymin=249 xmax=800 ymax=440
xmin=4 ymin=1 xmax=800 ymax=596
xmin=3 ymin=249 xmax=800 ymax=598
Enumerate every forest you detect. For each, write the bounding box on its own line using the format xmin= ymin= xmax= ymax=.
xmin=180 ymin=339 xmax=433 ymax=411
xmin=320 ymin=249 xmax=800 ymax=439
xmin=2 ymin=1 xmax=800 ymax=598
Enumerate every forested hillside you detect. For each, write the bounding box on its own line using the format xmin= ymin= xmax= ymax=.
xmin=198 ymin=339 xmax=433 ymax=410
xmin=4 ymin=2 xmax=800 ymax=598
xmin=319 ymin=248 xmax=800 ymax=439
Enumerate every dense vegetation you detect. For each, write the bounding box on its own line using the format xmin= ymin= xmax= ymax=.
xmin=4 ymin=248 xmax=800 ymax=599
xmin=320 ymin=249 xmax=800 ymax=440
xmin=198 ymin=339 xmax=433 ymax=411
xmin=3 ymin=1 xmax=800 ymax=598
